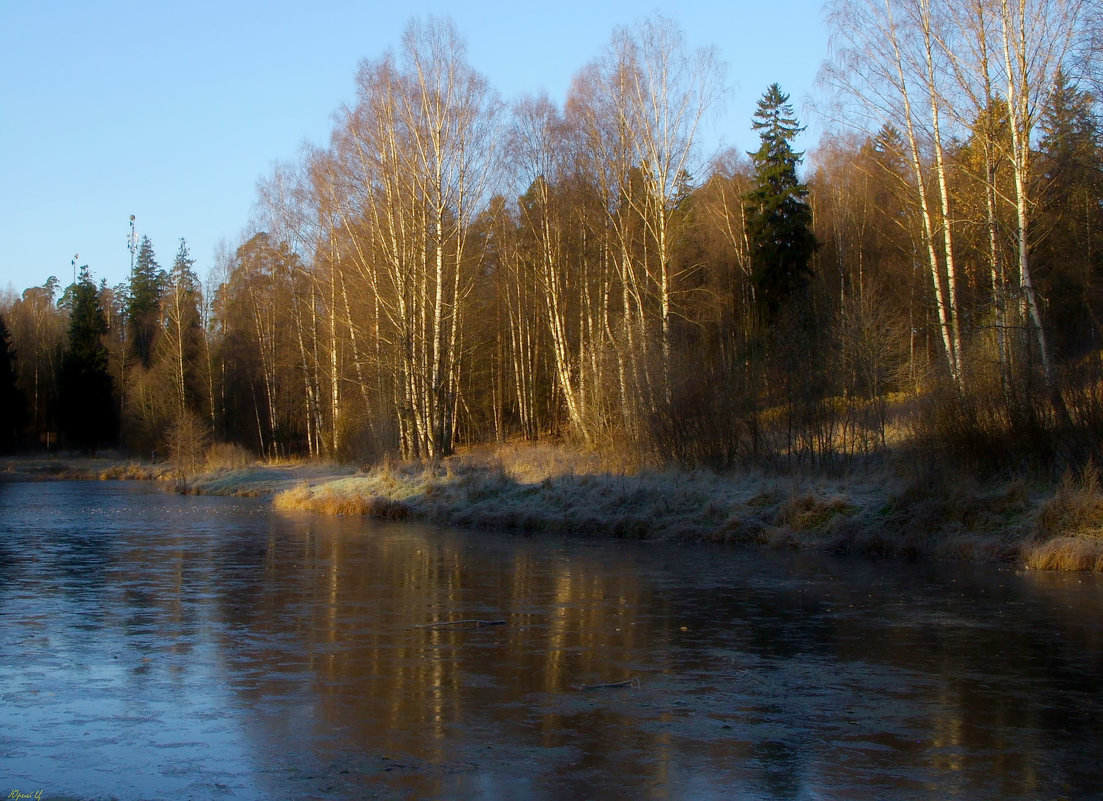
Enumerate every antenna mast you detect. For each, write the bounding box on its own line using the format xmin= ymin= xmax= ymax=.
xmin=128 ymin=215 xmax=138 ymax=272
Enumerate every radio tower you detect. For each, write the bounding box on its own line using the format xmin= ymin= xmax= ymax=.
xmin=127 ymin=214 xmax=138 ymax=272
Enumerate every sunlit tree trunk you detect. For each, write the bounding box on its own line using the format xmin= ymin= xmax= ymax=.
xmin=997 ymin=0 xmax=1084 ymax=389
xmin=916 ymin=0 xmax=966 ymax=382
xmin=331 ymin=18 xmax=500 ymax=460
xmin=826 ymin=0 xmax=964 ymax=386
xmin=886 ymin=0 xmax=962 ymax=386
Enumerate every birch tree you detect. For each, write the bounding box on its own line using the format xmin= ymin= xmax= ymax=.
xmin=825 ymin=0 xmax=970 ymax=386
xmin=160 ymin=238 xmax=205 ymax=419
xmin=826 ymin=0 xmax=1091 ymax=393
xmin=616 ymin=17 xmax=723 ymax=399
xmin=7 ymin=277 xmax=64 ymax=436
xmin=509 ymin=95 xmax=593 ymax=438
xmin=995 ymin=0 xmax=1086 ymax=388
xmin=567 ymin=16 xmax=723 ymax=425
xmin=332 ymin=17 xmax=501 ymax=459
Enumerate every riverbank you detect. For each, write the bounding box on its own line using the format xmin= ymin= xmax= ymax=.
xmin=0 ymin=452 xmax=354 ymax=496
xmin=4 ymin=445 xmax=1101 ymax=571
xmin=262 ymin=443 xmax=1102 ymax=572
xmin=0 ymin=454 xmax=175 ymax=482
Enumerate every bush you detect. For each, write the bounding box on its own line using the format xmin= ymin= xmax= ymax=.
xmin=164 ymin=410 xmax=211 ymax=478
xmin=204 ymin=441 xmax=253 ymax=471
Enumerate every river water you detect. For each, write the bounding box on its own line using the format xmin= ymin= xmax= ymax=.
xmin=0 ymin=481 xmax=1101 ymax=800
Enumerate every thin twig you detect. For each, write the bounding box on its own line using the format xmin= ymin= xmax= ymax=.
xmin=414 ymin=619 xmax=506 ymax=629
xmin=574 ymin=678 xmax=641 ymax=691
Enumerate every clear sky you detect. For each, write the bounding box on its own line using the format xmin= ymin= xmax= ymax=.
xmin=0 ymin=0 xmax=829 ymax=298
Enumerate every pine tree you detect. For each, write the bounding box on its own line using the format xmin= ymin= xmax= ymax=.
xmin=745 ymin=83 xmax=816 ymax=321
xmin=1036 ymin=71 xmax=1103 ymax=354
xmin=58 ymin=267 xmax=116 ymax=452
xmin=127 ymin=235 xmax=163 ymax=368
xmin=0 ymin=313 xmax=25 ymax=450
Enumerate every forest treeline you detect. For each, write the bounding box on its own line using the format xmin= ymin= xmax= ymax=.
xmin=2 ymin=2 xmax=1102 ymax=475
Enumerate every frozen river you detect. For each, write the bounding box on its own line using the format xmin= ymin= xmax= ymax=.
xmin=1 ymin=480 xmax=1101 ymax=799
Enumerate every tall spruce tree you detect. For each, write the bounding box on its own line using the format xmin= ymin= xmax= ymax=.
xmin=58 ymin=267 xmax=116 ymax=452
xmin=0 ymin=313 xmax=25 ymax=450
xmin=1036 ymin=72 xmax=1103 ymax=354
xmin=127 ymin=235 xmax=162 ymax=368
xmin=745 ymin=83 xmax=816 ymax=321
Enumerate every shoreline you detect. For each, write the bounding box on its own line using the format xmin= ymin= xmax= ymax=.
xmin=0 ymin=455 xmax=175 ymax=483
xmin=4 ymin=446 xmax=1102 ymax=572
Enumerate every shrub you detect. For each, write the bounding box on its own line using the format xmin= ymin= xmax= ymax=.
xmin=164 ymin=410 xmax=211 ymax=478
xmin=204 ymin=441 xmax=253 ymax=471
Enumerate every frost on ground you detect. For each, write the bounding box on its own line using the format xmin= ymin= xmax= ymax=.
xmin=187 ymin=461 xmax=355 ymax=497
xmin=7 ymin=443 xmax=1102 ymax=570
xmin=266 ymin=443 xmax=1103 ymax=569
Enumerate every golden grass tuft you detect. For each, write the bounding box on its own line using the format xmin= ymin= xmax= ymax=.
xmin=204 ymin=442 xmax=253 ymax=472
xmin=1023 ymin=536 xmax=1103 ymax=571
xmin=1036 ymin=463 xmax=1103 ymax=540
xmin=95 ymin=462 xmax=173 ymax=481
xmin=774 ymin=492 xmax=857 ymax=532
xmin=1017 ymin=463 xmax=1103 ymax=571
xmin=274 ymin=484 xmax=410 ymax=519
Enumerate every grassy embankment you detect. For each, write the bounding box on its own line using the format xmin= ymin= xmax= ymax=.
xmin=0 ymin=447 xmax=354 ymax=497
xmin=0 ymin=454 xmax=175 ymax=482
xmin=6 ymin=442 xmax=1102 ymax=571
xmin=264 ymin=442 xmax=1103 ymax=572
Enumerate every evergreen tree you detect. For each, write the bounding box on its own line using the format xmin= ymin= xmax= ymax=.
xmin=1036 ymin=71 xmax=1103 ymax=354
xmin=0 ymin=313 xmax=25 ymax=450
xmin=126 ymin=235 xmax=163 ymax=368
xmin=58 ymin=267 xmax=116 ymax=452
xmin=163 ymin=238 xmax=206 ymax=414
xmin=745 ymin=83 xmax=817 ymax=321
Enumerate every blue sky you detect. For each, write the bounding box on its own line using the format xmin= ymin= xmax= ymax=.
xmin=0 ymin=0 xmax=829 ymax=297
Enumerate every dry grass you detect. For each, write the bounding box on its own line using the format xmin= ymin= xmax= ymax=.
xmin=204 ymin=442 xmax=253 ymax=472
xmin=0 ymin=455 xmax=175 ymax=482
xmin=468 ymin=440 xmax=602 ymax=483
xmin=184 ymin=460 xmax=354 ymax=497
xmin=1035 ymin=463 xmax=1103 ymax=539
xmin=274 ymin=454 xmax=732 ymax=539
xmin=275 ymin=444 xmax=1087 ymax=569
xmin=11 ymin=440 xmax=1102 ymax=572
xmin=774 ymin=492 xmax=858 ymax=532
xmin=95 ymin=462 xmax=174 ymax=481
xmin=1022 ymin=536 xmax=1103 ymax=571
xmin=1020 ymin=464 xmax=1103 ymax=570
xmin=177 ymin=444 xmax=1103 ymax=571
xmin=274 ymin=484 xmax=410 ymax=519
xmin=272 ymin=447 xmax=877 ymax=549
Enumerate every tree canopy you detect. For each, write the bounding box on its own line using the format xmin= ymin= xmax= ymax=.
xmin=745 ymin=83 xmax=816 ymax=321
xmin=58 ymin=267 xmax=116 ymax=452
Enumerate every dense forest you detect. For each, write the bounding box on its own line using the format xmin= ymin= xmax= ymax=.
xmin=3 ymin=2 xmax=1102 ymax=476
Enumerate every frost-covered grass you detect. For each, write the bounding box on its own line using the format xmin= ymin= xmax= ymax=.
xmin=0 ymin=454 xmax=175 ymax=482
xmin=271 ymin=448 xmax=880 ymax=546
xmin=10 ymin=443 xmax=1103 ymax=571
xmin=186 ymin=461 xmax=355 ymax=497
xmin=1022 ymin=464 xmax=1103 ymax=570
xmin=266 ymin=445 xmax=1103 ymax=571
